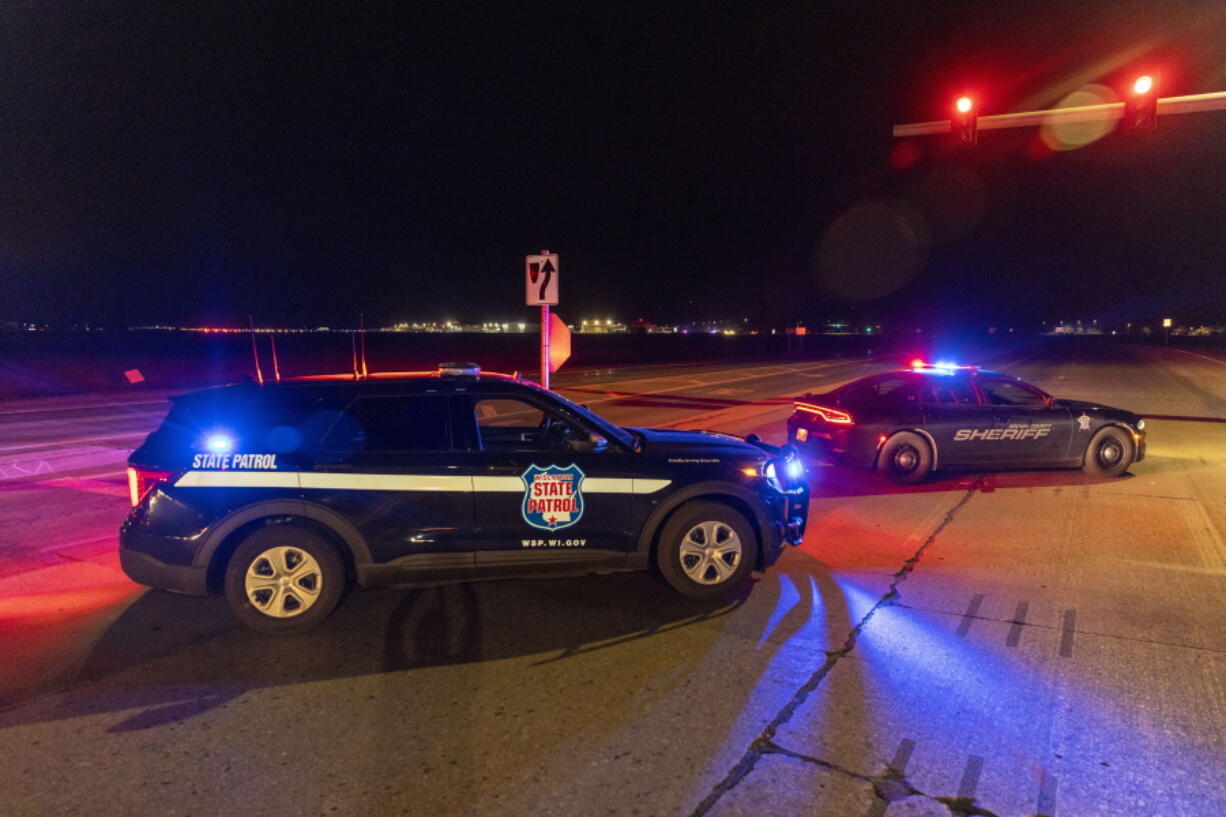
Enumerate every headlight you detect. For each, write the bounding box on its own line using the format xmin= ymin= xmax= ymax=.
xmin=1135 ymin=418 xmax=1145 ymax=431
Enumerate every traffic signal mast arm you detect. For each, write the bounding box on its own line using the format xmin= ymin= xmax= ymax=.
xmin=893 ymin=89 xmax=1226 ymax=138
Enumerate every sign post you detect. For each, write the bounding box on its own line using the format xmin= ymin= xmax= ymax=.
xmin=525 ymin=250 xmax=559 ymax=388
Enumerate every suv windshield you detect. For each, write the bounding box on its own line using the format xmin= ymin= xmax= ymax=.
xmin=538 ymin=387 xmax=636 ymax=449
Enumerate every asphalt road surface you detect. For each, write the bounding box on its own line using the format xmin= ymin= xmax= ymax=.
xmin=1 ymin=340 xmax=1224 ymax=817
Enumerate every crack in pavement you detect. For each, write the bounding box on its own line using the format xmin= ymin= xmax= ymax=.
xmin=688 ymin=479 xmax=984 ymax=817
xmin=755 ymin=740 xmax=1001 ymax=817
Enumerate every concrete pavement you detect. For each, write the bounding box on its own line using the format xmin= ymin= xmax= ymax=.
xmin=1 ymin=340 xmax=1223 ymax=817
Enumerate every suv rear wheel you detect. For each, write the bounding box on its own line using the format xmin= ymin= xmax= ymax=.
xmin=656 ymin=501 xmax=758 ymax=599
xmin=224 ymin=524 xmax=346 ymax=634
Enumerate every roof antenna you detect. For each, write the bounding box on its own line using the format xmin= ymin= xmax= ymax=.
xmin=248 ymin=315 xmax=265 ymax=385
xmin=359 ymin=312 xmax=369 ymax=379
xmin=350 ymin=328 xmax=360 ymax=380
xmin=269 ymin=334 xmax=282 ymax=382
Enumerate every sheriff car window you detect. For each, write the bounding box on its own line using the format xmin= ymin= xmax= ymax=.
xmin=925 ymin=378 xmax=979 ymax=405
xmin=474 ymin=397 xmax=595 ymax=453
xmin=323 ymin=396 xmax=450 ymax=453
xmin=845 ymin=376 xmax=918 ymax=403
xmin=978 ymin=378 xmax=1047 ymax=407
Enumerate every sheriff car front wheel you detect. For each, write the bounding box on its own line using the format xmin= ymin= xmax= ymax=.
xmin=224 ymin=524 xmax=346 ymax=634
xmin=656 ymin=501 xmax=757 ymax=599
xmin=1082 ymin=426 xmax=1133 ymax=478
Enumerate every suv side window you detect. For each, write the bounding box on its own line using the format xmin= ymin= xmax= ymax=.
xmin=323 ymin=396 xmax=451 ymax=454
xmin=473 ymin=397 xmax=603 ymax=453
xmin=977 ymin=378 xmax=1047 ymax=407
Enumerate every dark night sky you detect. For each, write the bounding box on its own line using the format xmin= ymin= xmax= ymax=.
xmin=3 ymin=1 xmax=1225 ymax=328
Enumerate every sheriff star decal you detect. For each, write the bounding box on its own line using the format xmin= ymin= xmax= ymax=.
xmin=1077 ymin=413 xmax=1092 ymax=431
xmin=521 ymin=463 xmax=585 ymax=531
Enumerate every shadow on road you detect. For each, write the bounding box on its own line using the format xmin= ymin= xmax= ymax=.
xmin=805 ymin=461 xmax=1130 ymax=499
xmin=0 ymin=571 xmax=745 ymax=732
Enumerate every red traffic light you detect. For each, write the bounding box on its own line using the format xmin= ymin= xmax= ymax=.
xmin=1123 ymin=74 xmax=1157 ymax=132
xmin=951 ymin=95 xmax=977 ymax=145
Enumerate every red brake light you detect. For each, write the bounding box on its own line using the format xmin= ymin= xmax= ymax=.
xmin=128 ymin=467 xmax=172 ymax=507
xmin=794 ymin=402 xmax=854 ymax=425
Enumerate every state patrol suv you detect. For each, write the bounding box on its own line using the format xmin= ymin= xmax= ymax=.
xmin=121 ymin=364 xmax=808 ymax=632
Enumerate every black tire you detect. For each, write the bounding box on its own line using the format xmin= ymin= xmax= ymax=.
xmin=877 ymin=431 xmax=933 ymax=485
xmin=223 ymin=524 xmax=347 ymax=634
xmin=656 ymin=501 xmax=758 ymax=600
xmin=1082 ymin=426 xmax=1133 ymax=478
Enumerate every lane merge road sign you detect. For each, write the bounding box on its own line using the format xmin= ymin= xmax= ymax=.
xmin=526 ymin=253 xmax=559 ymax=305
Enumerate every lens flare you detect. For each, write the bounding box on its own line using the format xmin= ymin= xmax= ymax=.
xmin=205 ymin=434 xmax=234 ymax=454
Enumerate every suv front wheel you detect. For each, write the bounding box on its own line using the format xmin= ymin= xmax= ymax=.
xmin=656 ymin=501 xmax=758 ymax=599
xmin=224 ymin=524 xmax=347 ymax=633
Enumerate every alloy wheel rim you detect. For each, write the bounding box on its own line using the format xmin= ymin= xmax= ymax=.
xmin=244 ymin=546 xmax=323 ymax=618
xmin=1099 ymin=440 xmax=1123 ymax=467
xmin=679 ymin=521 xmax=742 ymax=585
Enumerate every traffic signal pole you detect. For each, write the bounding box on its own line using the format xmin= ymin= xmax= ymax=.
xmin=893 ymin=90 xmax=1226 ymax=138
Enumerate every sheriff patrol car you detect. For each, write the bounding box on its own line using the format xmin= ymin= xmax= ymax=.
xmin=786 ymin=361 xmax=1146 ymax=484
xmin=121 ymin=364 xmax=808 ymax=632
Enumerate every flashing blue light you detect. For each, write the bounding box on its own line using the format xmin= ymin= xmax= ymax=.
xmin=786 ymin=459 xmax=804 ymax=480
xmin=205 ymin=434 xmax=234 ymax=454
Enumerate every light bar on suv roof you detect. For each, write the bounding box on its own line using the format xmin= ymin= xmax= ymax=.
xmin=438 ymin=362 xmax=481 ymax=376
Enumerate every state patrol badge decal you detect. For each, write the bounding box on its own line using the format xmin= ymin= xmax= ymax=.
xmin=521 ymin=464 xmax=586 ymax=531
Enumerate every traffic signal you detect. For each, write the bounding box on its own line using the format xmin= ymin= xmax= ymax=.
xmin=1122 ymin=74 xmax=1157 ymax=132
xmin=952 ymin=96 xmax=977 ymax=145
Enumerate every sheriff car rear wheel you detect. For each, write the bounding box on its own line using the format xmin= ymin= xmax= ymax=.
xmin=224 ymin=524 xmax=346 ymax=634
xmin=877 ymin=431 xmax=933 ymax=485
xmin=1082 ymin=426 xmax=1133 ymax=478
xmin=656 ymin=501 xmax=758 ymax=599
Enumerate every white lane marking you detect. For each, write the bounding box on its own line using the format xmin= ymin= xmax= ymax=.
xmin=0 ymin=433 xmax=146 ymax=455
xmin=559 ymin=358 xmax=870 ymax=404
xmin=0 ymin=399 xmax=169 ymax=417
xmin=1167 ymin=347 xmax=1226 ymax=368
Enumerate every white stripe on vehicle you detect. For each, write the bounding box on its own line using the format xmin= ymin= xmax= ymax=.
xmin=176 ymin=471 xmax=301 ymax=488
xmin=174 ymin=471 xmax=671 ymax=494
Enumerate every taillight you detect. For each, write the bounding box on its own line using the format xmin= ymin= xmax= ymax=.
xmin=127 ymin=466 xmax=172 ymax=507
xmin=794 ymin=402 xmax=854 ymax=425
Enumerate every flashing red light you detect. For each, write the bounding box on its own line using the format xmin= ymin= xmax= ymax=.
xmin=1133 ymin=75 xmax=1153 ymax=95
xmin=795 ymin=402 xmax=854 ymax=425
xmin=910 ymin=358 xmax=926 ymax=369
xmin=952 ymin=96 xmax=977 ymax=145
xmin=128 ymin=466 xmax=172 ymax=507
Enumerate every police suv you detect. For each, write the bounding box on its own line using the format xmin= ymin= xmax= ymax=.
xmin=121 ymin=364 xmax=808 ymax=632
xmin=786 ymin=362 xmax=1146 ymax=484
